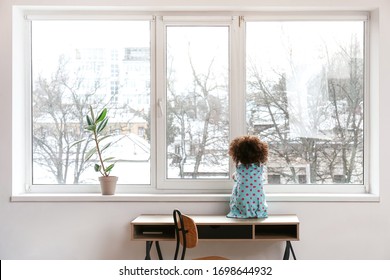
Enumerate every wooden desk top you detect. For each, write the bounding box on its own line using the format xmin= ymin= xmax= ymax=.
xmin=131 ymin=214 xmax=299 ymax=225
xmin=131 ymin=214 xmax=299 ymax=241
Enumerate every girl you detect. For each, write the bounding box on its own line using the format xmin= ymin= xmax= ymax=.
xmin=227 ymin=135 xmax=269 ymax=218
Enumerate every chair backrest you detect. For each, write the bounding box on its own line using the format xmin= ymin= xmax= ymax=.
xmin=173 ymin=209 xmax=198 ymax=260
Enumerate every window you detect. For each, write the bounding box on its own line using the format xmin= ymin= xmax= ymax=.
xmin=24 ymin=12 xmax=368 ymax=194
xmin=165 ymin=25 xmax=230 ymax=180
xmin=31 ymin=20 xmax=151 ymax=185
xmin=246 ymin=20 xmax=365 ymax=186
xmin=246 ymin=21 xmax=364 ymax=184
xmin=156 ymin=17 xmax=235 ymax=190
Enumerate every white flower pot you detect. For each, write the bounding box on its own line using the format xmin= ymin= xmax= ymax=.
xmin=99 ymin=176 xmax=118 ymax=195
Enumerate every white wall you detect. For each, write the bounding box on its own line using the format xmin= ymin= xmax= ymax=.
xmin=1 ymin=0 xmax=389 ymax=260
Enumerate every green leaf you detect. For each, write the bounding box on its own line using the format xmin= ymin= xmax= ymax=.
xmin=95 ymin=108 xmax=107 ymax=123
xmin=69 ymin=139 xmax=85 ymax=149
xmin=86 ymin=115 xmax=93 ymax=126
xmin=89 ymin=106 xmax=95 ymax=122
xmin=103 ymin=157 xmax=115 ymax=162
xmin=94 ymin=164 xmax=101 ymax=172
xmin=85 ymin=147 xmax=97 ymax=161
xmin=100 ymin=142 xmax=112 ymax=153
xmin=97 ymin=135 xmax=111 ymax=143
xmin=105 ymin=163 xmax=115 ymax=174
xmin=97 ymin=118 xmax=108 ymax=133
xmin=84 ymin=124 xmax=96 ymax=131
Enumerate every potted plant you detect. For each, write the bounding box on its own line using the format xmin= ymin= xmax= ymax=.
xmin=84 ymin=106 xmax=117 ymax=195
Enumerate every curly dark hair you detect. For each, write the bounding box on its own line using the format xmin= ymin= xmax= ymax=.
xmin=228 ymin=135 xmax=268 ymax=166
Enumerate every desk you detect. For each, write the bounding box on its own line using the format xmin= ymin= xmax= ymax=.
xmin=131 ymin=214 xmax=299 ymax=260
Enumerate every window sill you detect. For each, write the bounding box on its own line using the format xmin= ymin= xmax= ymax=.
xmin=10 ymin=193 xmax=380 ymax=202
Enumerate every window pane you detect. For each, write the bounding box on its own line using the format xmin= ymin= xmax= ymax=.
xmin=32 ymin=21 xmax=151 ymax=184
xmin=246 ymin=21 xmax=364 ymax=184
xmin=166 ymin=26 xmax=230 ymax=179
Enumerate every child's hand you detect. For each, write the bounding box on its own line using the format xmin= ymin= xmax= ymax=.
xmin=232 ymin=172 xmax=237 ymax=182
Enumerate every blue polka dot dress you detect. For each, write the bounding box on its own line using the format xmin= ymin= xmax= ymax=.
xmin=227 ymin=163 xmax=268 ymax=218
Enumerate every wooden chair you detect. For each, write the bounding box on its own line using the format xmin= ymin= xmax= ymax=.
xmin=173 ymin=209 xmax=229 ymax=260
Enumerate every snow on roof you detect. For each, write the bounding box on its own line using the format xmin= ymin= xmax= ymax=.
xmin=107 ymin=133 xmax=150 ymax=161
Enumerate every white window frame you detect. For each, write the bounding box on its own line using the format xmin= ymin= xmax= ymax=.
xmin=19 ymin=13 xmax=157 ymax=194
xmin=12 ymin=8 xmax=373 ymax=199
xmin=156 ymin=15 xmax=241 ymax=190
xmin=242 ymin=13 xmax=370 ymax=195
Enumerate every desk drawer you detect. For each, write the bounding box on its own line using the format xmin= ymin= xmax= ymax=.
xmin=133 ymin=225 xmax=175 ymax=240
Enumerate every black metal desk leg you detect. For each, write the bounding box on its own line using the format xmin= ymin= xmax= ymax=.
xmin=283 ymin=241 xmax=297 ymax=260
xmin=145 ymin=241 xmax=163 ymax=260
xmin=289 ymin=241 xmax=297 ymax=260
xmin=145 ymin=241 xmax=153 ymax=260
xmin=155 ymin=241 xmax=163 ymax=260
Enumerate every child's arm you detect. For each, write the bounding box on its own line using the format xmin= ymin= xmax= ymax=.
xmin=232 ymin=172 xmax=237 ymax=182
